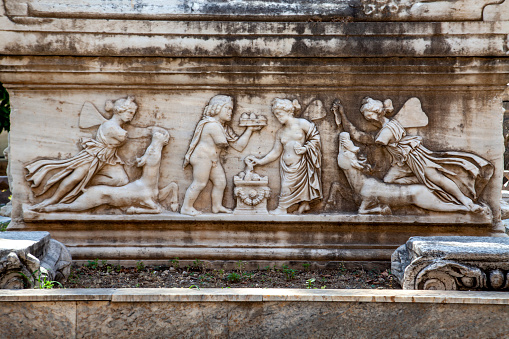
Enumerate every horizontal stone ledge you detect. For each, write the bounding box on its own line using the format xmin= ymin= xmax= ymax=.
xmin=1 ymin=33 xmax=506 ymax=57
xmin=21 ymin=207 xmax=492 ymax=225
xmin=1 ymin=288 xmax=509 ymax=304
xmin=2 ymin=20 xmax=508 ymax=36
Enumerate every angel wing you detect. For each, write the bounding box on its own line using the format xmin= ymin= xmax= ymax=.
xmin=392 ymin=97 xmax=428 ymax=128
xmin=302 ymin=99 xmax=327 ymax=121
xmin=79 ymin=102 xmax=108 ymax=129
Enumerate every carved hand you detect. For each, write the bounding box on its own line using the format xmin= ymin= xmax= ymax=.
xmin=245 ymin=155 xmax=259 ymax=167
xmin=294 ymin=146 xmax=307 ymax=155
xmin=247 ymin=126 xmax=263 ymax=132
xmin=135 ymin=157 xmax=146 ymax=167
xmin=331 ymin=99 xmax=343 ymax=127
xmin=331 ymin=99 xmax=342 ymax=113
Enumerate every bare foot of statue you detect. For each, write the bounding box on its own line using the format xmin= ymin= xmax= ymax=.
xmin=296 ymin=202 xmax=311 ymax=214
xmin=180 ymin=206 xmax=202 ymax=216
xmin=30 ymin=201 xmax=52 ymax=212
xmin=465 ymin=201 xmax=485 ymax=214
xmin=469 ymin=202 xmax=491 ymax=216
xmin=212 ymin=205 xmax=232 ymax=214
xmin=270 ymin=206 xmax=287 ymax=215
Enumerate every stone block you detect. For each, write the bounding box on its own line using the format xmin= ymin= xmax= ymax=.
xmin=1 ymin=0 xmax=507 ymax=263
xmin=392 ymin=236 xmax=509 ymax=290
xmin=0 ymin=231 xmax=72 ymax=288
xmin=0 ymin=301 xmax=76 ymax=338
xmin=77 ymin=301 xmax=229 ymax=338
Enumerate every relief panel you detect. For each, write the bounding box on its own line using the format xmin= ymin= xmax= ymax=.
xmin=18 ymin=92 xmax=497 ymax=224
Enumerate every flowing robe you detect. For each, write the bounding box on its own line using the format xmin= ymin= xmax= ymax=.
xmin=377 ymin=119 xmax=493 ymax=204
xmin=183 ymin=116 xmax=239 ymax=168
xmin=278 ymin=123 xmax=322 ymax=208
xmin=26 ymin=124 xmax=124 ymax=204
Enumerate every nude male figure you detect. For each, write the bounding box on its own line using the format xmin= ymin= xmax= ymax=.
xmin=181 ymin=95 xmax=261 ymax=215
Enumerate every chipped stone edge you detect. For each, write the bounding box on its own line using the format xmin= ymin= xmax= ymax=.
xmin=0 ymin=288 xmax=508 ymax=304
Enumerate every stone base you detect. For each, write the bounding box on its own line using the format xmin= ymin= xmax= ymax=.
xmin=9 ymin=218 xmax=497 ymax=265
xmin=392 ymin=236 xmax=509 ymax=290
xmin=1 ymin=289 xmax=509 ymax=338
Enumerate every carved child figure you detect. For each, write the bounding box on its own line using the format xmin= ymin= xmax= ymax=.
xmin=181 ymin=95 xmax=262 ymax=215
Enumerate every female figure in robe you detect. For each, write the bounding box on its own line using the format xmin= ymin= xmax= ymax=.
xmin=334 ymin=97 xmax=493 ymax=213
xmin=248 ymin=98 xmax=322 ymax=214
xmin=26 ymin=96 xmax=138 ymax=211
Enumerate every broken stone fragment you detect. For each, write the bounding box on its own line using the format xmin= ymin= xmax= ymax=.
xmin=0 ymin=231 xmax=72 ymax=289
xmin=392 ymin=236 xmax=509 ymax=290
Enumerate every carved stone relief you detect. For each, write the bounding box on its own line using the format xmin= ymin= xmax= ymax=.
xmin=233 ymin=158 xmax=270 ymax=215
xmin=25 ymin=96 xmax=178 ymax=214
xmin=247 ymin=98 xmax=323 ymax=215
xmin=334 ymin=97 xmax=493 ymax=216
xmin=21 ymin=93 xmax=495 ymax=221
xmin=181 ymin=95 xmax=263 ymax=216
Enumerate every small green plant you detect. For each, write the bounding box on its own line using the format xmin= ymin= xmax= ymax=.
xmin=115 ymin=264 xmax=122 ymax=272
xmin=242 ymin=272 xmax=253 ymax=280
xmin=170 ymin=257 xmax=180 ymax=269
xmin=20 ymin=270 xmax=63 ymax=289
xmin=264 ymin=266 xmax=271 ymax=272
xmin=135 ymin=283 xmax=140 ymax=287
xmin=282 ymin=265 xmax=296 ymax=281
xmin=337 ymin=262 xmax=346 ymax=275
xmin=136 ymin=261 xmax=145 ymax=271
xmin=67 ymin=271 xmax=80 ymax=284
xmin=189 ymin=285 xmax=200 ymax=289
xmin=101 ymin=260 xmax=108 ymax=267
xmin=306 ymin=278 xmax=316 ymax=289
xmin=106 ymin=265 xmax=113 ymax=274
xmin=302 ymin=263 xmax=311 ymax=270
xmin=235 ymin=260 xmax=246 ymax=273
xmin=193 ymin=259 xmax=204 ymax=271
xmin=0 ymin=220 xmax=9 ymax=232
xmin=85 ymin=259 xmax=99 ymax=269
xmin=226 ymin=272 xmax=241 ymax=283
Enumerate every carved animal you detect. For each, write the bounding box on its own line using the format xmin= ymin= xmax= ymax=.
xmin=337 ymin=132 xmax=481 ymax=215
xmin=41 ymin=127 xmax=178 ymax=214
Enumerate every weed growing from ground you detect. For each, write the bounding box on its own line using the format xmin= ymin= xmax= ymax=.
xmin=282 ymin=265 xmax=296 ymax=281
xmin=20 ymin=269 xmax=63 ymax=289
xmin=170 ymin=257 xmax=180 ymax=269
xmin=136 ymin=261 xmax=145 ymax=271
xmin=306 ymin=278 xmax=316 ymax=289
xmin=235 ymin=260 xmax=245 ymax=274
xmin=226 ymin=272 xmax=241 ymax=283
xmin=193 ymin=259 xmax=204 ymax=272
xmin=85 ymin=259 xmax=99 ymax=270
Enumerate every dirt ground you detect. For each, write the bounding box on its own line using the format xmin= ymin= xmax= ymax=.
xmin=64 ymin=260 xmax=401 ymax=289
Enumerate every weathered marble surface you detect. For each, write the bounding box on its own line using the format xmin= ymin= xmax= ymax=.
xmin=392 ymin=236 xmax=509 ymax=290
xmin=0 ymin=231 xmax=72 ymax=288
xmin=1 ymin=0 xmax=508 ymax=263
xmin=1 ymin=289 xmax=509 ymax=338
xmin=3 ymin=0 xmax=506 ymax=22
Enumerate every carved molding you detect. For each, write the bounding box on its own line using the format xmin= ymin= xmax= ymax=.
xmin=3 ymin=0 xmax=504 ymax=22
xmin=392 ymin=236 xmax=509 ymax=290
